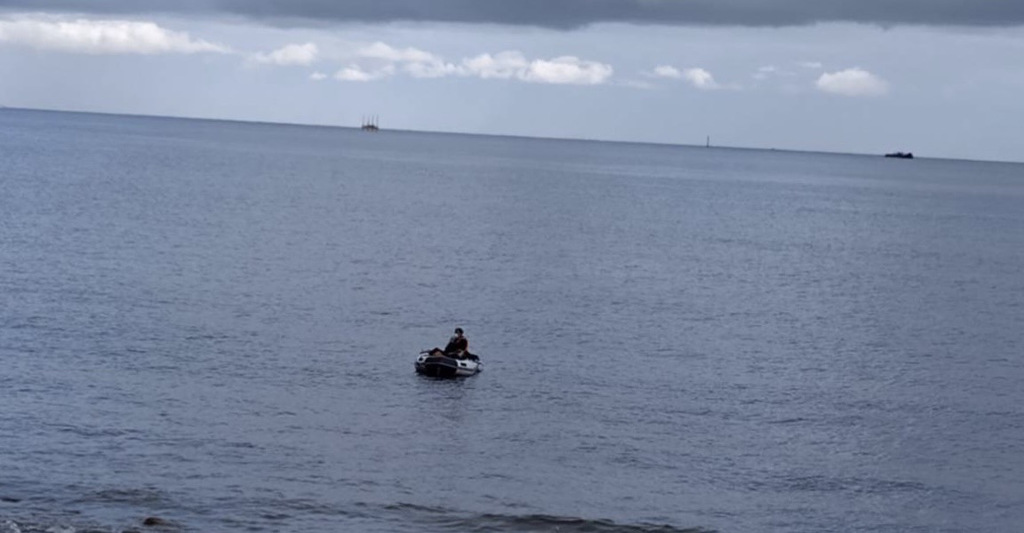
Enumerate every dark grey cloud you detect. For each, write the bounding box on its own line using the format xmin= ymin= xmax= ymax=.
xmin=2 ymin=0 xmax=1023 ymax=28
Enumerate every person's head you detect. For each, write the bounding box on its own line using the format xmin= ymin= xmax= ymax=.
xmin=454 ymin=327 xmax=464 ymax=337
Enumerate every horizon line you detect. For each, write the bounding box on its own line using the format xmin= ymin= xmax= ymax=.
xmin=3 ymin=105 xmax=1018 ymax=165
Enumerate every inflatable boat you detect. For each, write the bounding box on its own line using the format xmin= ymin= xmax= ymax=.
xmin=415 ymin=353 xmax=482 ymax=378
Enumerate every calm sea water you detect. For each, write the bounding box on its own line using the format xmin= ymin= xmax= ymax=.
xmin=1 ymin=108 xmax=1023 ymax=533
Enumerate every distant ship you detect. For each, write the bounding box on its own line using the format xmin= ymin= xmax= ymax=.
xmin=885 ymin=151 xmax=914 ymax=159
xmin=360 ymin=115 xmax=379 ymax=132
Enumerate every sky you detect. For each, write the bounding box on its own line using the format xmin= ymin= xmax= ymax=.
xmin=1 ymin=1 xmax=1022 ymax=162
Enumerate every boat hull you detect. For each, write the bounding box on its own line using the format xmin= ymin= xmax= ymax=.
xmin=415 ymin=355 xmax=481 ymax=378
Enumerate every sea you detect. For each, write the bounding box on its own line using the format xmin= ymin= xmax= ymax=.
xmin=1 ymin=108 xmax=1023 ymax=533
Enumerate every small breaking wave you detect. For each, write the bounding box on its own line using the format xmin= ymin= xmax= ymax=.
xmin=377 ymin=502 xmax=712 ymax=533
xmin=3 ymin=495 xmax=711 ymax=533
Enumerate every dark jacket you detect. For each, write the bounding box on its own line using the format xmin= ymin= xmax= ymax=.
xmin=444 ymin=336 xmax=468 ymax=355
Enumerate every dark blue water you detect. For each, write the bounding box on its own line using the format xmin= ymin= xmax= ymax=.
xmin=2 ymin=108 xmax=1023 ymax=533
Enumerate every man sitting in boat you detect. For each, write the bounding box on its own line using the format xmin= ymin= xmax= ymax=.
xmin=429 ymin=327 xmax=470 ymax=359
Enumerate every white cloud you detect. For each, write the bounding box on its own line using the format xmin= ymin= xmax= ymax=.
xmin=651 ymin=65 xmax=683 ymax=79
xmin=335 ymin=44 xmax=612 ymax=85
xmin=683 ymin=67 xmax=720 ymax=90
xmin=334 ymin=64 xmax=394 ymax=82
xmin=309 ymin=71 xmax=327 ymax=81
xmin=251 ymin=42 xmax=318 ymax=66
xmin=816 ymin=68 xmax=889 ymax=96
xmin=461 ymin=51 xmax=529 ymax=79
xmin=345 ymin=41 xmax=462 ymax=80
xmin=461 ymin=52 xmax=612 ymax=84
xmin=329 ymin=41 xmax=613 ymax=86
xmin=646 ymin=64 xmax=739 ymax=90
xmin=520 ymin=56 xmax=613 ymax=85
xmin=798 ymin=61 xmax=824 ymax=69
xmin=403 ymin=58 xmax=462 ymax=78
xmin=356 ymin=41 xmax=437 ymax=63
xmin=0 ymin=16 xmax=228 ymax=54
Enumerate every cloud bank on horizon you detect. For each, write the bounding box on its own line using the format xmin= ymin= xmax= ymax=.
xmin=0 ymin=0 xmax=1023 ymax=28
xmin=0 ymin=12 xmax=891 ymax=95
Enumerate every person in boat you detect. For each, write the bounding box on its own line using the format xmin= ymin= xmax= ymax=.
xmin=429 ymin=327 xmax=469 ymax=359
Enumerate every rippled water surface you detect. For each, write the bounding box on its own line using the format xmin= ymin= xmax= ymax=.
xmin=2 ymin=109 xmax=1023 ymax=532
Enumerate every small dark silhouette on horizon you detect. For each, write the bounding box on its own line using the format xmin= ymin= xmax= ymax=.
xmin=361 ymin=115 xmax=379 ymax=132
xmin=885 ymin=151 xmax=914 ymax=159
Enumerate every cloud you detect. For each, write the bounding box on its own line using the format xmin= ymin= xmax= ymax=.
xmin=350 ymin=42 xmax=464 ymax=79
xmin=331 ymin=43 xmax=613 ymax=85
xmin=650 ymin=65 xmax=683 ymax=79
xmin=816 ymin=68 xmax=889 ymax=96
xmin=456 ymin=52 xmax=613 ymax=85
xmin=519 ymin=56 xmax=613 ymax=84
xmin=403 ymin=59 xmax=462 ymax=79
xmin=251 ymin=42 xmax=317 ymax=66
xmin=341 ymin=41 xmax=461 ymax=79
xmin=646 ymin=65 xmax=737 ymax=90
xmin=683 ymin=68 xmax=719 ymax=90
xmin=752 ymin=65 xmax=800 ymax=81
xmin=309 ymin=71 xmax=327 ymax=81
xmin=334 ymin=64 xmax=394 ymax=82
xmin=356 ymin=41 xmax=436 ymax=63
xmin=0 ymin=15 xmax=228 ymax=54
xmin=461 ymin=51 xmax=529 ymax=80
xmin=2 ymin=0 xmax=1024 ymax=28
xmin=798 ymin=61 xmax=823 ymax=69
xmin=752 ymin=65 xmax=777 ymax=80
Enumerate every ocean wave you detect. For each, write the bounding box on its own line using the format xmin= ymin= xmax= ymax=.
xmin=377 ymin=502 xmax=711 ymax=533
xmin=3 ymin=503 xmax=708 ymax=533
